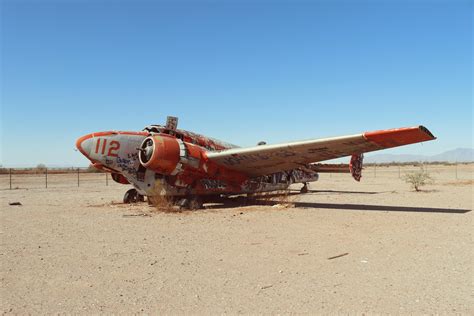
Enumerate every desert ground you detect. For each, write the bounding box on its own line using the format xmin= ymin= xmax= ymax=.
xmin=1 ymin=164 xmax=473 ymax=314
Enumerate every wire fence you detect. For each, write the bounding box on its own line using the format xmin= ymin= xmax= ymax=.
xmin=0 ymin=168 xmax=120 ymax=190
xmin=320 ymin=163 xmax=473 ymax=182
xmin=0 ymin=164 xmax=472 ymax=190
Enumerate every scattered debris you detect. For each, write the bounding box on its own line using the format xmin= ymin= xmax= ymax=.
xmin=297 ymin=252 xmax=309 ymax=256
xmin=9 ymin=202 xmax=22 ymax=206
xmin=122 ymin=213 xmax=151 ymax=218
xmin=272 ymin=203 xmax=294 ymax=209
xmin=261 ymin=285 xmax=273 ymax=290
xmin=327 ymin=252 xmax=349 ymax=260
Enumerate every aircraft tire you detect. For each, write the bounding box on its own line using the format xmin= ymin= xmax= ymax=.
xmin=123 ymin=188 xmax=138 ymax=204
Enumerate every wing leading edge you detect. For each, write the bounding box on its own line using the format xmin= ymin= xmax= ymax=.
xmin=206 ymin=126 xmax=436 ymax=177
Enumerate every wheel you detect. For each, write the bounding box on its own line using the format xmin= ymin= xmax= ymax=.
xmin=137 ymin=194 xmax=145 ymax=202
xmin=300 ymin=183 xmax=309 ymax=194
xmin=123 ymin=188 xmax=138 ymax=203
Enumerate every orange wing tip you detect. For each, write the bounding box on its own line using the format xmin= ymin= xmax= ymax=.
xmin=364 ymin=126 xmax=436 ymax=148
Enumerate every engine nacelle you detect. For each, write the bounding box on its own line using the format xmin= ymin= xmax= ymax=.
xmin=138 ymin=134 xmax=248 ymax=185
xmin=139 ymin=134 xmax=181 ymax=175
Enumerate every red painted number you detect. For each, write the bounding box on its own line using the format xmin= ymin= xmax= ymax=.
xmin=101 ymin=139 xmax=107 ymax=155
xmin=108 ymin=141 xmax=120 ymax=157
xmin=95 ymin=138 xmax=121 ymax=157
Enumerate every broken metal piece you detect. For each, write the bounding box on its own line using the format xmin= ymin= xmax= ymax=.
xmin=327 ymin=252 xmax=349 ymax=260
xmin=350 ymin=154 xmax=364 ymax=182
xmin=166 ymin=116 xmax=178 ymax=131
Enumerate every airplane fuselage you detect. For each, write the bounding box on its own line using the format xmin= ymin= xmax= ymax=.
xmin=76 ymin=125 xmax=319 ymax=198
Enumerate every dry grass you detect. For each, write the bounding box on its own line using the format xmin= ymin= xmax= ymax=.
xmin=148 ymin=195 xmax=179 ymax=213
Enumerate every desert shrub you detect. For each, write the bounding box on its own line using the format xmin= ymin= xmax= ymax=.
xmin=36 ymin=163 xmax=46 ymax=170
xmin=402 ymin=167 xmax=433 ymax=191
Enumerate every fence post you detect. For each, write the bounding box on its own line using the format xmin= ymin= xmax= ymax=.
xmin=398 ymin=166 xmax=400 ymax=178
xmin=9 ymin=168 xmax=12 ymax=190
xmin=374 ymin=165 xmax=376 ymax=178
xmin=45 ymin=168 xmax=48 ymax=188
xmin=455 ymin=164 xmax=458 ymax=179
xmin=106 ymin=173 xmax=108 ymax=186
xmin=77 ymin=168 xmax=80 ymax=187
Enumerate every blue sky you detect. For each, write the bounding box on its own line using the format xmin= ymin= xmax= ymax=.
xmin=1 ymin=0 xmax=472 ymax=167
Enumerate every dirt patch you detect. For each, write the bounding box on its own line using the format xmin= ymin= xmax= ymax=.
xmin=1 ymin=167 xmax=472 ymax=314
xmin=441 ymin=180 xmax=474 ymax=186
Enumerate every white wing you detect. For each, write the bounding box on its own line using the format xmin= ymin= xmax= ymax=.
xmin=206 ymin=126 xmax=435 ymax=177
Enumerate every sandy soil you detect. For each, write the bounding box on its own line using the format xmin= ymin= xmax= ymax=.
xmin=1 ymin=165 xmax=473 ymax=314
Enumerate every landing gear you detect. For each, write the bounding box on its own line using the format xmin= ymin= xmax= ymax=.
xmin=123 ymin=188 xmax=145 ymax=204
xmin=300 ymin=182 xmax=309 ymax=194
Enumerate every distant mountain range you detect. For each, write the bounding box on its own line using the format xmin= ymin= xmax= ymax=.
xmin=364 ymin=148 xmax=474 ymax=163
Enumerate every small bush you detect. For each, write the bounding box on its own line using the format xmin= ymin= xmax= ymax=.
xmin=402 ymin=167 xmax=434 ymax=191
xmin=36 ymin=163 xmax=46 ymax=170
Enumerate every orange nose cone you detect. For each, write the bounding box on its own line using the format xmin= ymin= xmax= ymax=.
xmin=76 ymin=133 xmax=94 ymax=158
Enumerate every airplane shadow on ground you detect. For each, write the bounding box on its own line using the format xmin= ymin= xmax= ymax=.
xmin=288 ymin=189 xmax=382 ymax=195
xmin=288 ymin=201 xmax=471 ymax=214
xmin=204 ymin=193 xmax=471 ymax=214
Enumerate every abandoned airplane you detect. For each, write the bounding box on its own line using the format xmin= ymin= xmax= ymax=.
xmin=76 ymin=116 xmax=436 ymax=208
